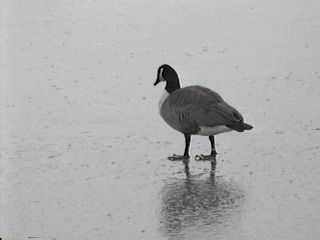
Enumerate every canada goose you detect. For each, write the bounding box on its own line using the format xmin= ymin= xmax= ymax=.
xmin=154 ymin=64 xmax=253 ymax=166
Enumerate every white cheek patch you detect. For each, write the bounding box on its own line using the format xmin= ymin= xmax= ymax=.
xmin=159 ymin=67 xmax=165 ymax=82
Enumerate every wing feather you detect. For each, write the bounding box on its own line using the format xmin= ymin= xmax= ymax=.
xmin=161 ymin=85 xmax=247 ymax=134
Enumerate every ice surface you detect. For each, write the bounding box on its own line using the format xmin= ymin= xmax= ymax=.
xmin=1 ymin=0 xmax=320 ymax=239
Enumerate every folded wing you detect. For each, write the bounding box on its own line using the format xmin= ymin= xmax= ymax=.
xmin=163 ymin=86 xmax=251 ymax=133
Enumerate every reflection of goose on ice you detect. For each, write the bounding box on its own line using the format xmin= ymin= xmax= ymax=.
xmin=159 ymin=172 xmax=245 ymax=239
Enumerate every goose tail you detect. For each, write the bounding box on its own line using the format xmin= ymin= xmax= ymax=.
xmin=226 ymin=122 xmax=253 ymax=132
xmin=243 ymin=123 xmax=253 ymax=130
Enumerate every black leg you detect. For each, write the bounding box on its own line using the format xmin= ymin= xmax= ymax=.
xmin=168 ymin=134 xmax=191 ymax=161
xmin=209 ymin=135 xmax=217 ymax=170
xmin=183 ymin=134 xmax=191 ymax=157
xmin=209 ymin=136 xmax=217 ymax=156
xmin=195 ymin=135 xmax=217 ymax=164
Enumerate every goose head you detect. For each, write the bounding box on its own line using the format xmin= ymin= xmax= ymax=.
xmin=154 ymin=64 xmax=181 ymax=93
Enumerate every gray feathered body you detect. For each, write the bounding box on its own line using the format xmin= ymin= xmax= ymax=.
xmin=160 ymin=86 xmax=252 ymax=135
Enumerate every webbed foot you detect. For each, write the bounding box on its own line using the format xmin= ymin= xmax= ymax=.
xmin=168 ymin=154 xmax=190 ymax=161
xmin=195 ymin=154 xmax=216 ymax=161
xmin=195 ymin=154 xmax=217 ymax=170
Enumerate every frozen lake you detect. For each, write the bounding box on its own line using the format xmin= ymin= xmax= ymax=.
xmin=1 ymin=0 xmax=320 ymax=239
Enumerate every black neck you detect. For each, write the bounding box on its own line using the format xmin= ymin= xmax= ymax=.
xmin=165 ymin=75 xmax=181 ymax=93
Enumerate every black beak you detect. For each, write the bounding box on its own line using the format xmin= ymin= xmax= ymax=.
xmin=154 ymin=78 xmax=160 ymax=86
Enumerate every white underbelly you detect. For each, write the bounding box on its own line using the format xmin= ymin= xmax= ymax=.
xmin=198 ymin=125 xmax=232 ymax=136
